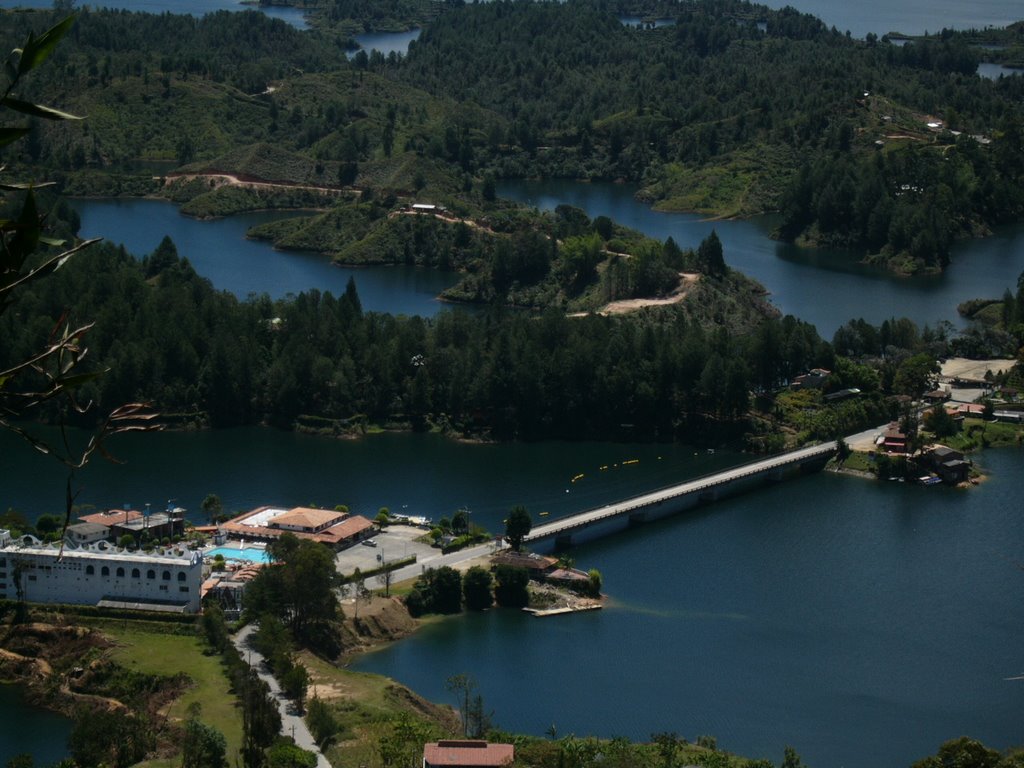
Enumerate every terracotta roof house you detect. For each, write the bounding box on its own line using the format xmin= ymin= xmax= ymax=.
xmin=220 ymin=506 xmax=373 ymax=550
xmin=79 ymin=509 xmax=143 ymax=527
xmin=422 ymin=740 xmax=514 ymax=768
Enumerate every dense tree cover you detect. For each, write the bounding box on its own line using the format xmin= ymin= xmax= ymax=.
xmin=493 ymin=564 xmax=530 ymax=608
xmin=0 ymin=236 xmax=835 ymax=441
xmin=182 ymin=704 xmax=228 ymax=768
xmin=958 ymin=270 xmax=1024 ymax=366
xmin=777 ymin=128 xmax=1024 ymax=273
xmin=244 ymin=533 xmax=342 ymax=650
xmin=3 ymin=1 xmax=1022 ymax=271
xmin=404 ymin=565 xmax=464 ymax=616
xmin=504 ymin=506 xmax=532 ymax=552
xmin=387 ymin=0 xmax=1024 ymax=268
xmin=462 ymin=565 xmax=494 ymax=610
xmin=911 ymin=737 xmax=1024 ymax=768
xmin=199 ymin=605 xmax=283 ymax=768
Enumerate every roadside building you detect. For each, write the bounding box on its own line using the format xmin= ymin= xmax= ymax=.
xmin=422 ymin=740 xmax=514 ymax=768
xmin=926 ymin=446 xmax=972 ymax=485
xmin=0 ymin=530 xmax=203 ymax=612
xmin=882 ymin=427 xmax=909 ymax=454
xmin=220 ymin=506 xmax=373 ymax=550
xmin=950 ymin=403 xmax=987 ymax=418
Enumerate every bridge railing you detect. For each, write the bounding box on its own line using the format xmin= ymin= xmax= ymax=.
xmin=526 ymin=442 xmax=836 ymax=540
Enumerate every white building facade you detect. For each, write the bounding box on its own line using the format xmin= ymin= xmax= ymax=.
xmin=0 ymin=530 xmax=203 ymax=613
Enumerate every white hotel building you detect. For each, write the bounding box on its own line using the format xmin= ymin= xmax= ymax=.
xmin=0 ymin=529 xmax=203 ymax=613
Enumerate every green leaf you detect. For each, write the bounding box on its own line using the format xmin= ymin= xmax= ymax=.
xmin=0 ymin=127 xmax=29 ymax=148
xmin=1 ymin=97 xmax=82 ymax=121
xmin=17 ymin=16 xmax=76 ymax=76
xmin=4 ymin=188 xmax=41 ymax=270
xmin=57 ymin=371 xmax=103 ymax=389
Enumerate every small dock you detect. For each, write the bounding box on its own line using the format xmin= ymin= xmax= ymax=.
xmin=523 ymin=604 xmax=602 ymax=617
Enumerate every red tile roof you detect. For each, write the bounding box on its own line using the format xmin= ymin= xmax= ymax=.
xmin=220 ymin=506 xmax=372 ymax=547
xmin=270 ymin=507 xmax=344 ymax=531
xmin=423 ymin=741 xmax=514 ymax=767
xmin=79 ymin=510 xmax=143 ymax=526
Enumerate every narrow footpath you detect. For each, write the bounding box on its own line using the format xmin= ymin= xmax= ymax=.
xmin=232 ymin=624 xmax=331 ymax=768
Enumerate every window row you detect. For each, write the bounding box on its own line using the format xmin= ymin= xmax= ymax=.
xmin=83 ymin=564 xmax=189 ymax=581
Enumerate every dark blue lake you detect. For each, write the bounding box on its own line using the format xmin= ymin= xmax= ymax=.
xmin=71 ymin=198 xmax=459 ymax=315
xmin=498 ymin=179 xmax=1024 ymax=340
xmin=2 ymin=428 xmax=1021 ymax=768
xmin=0 ymin=684 xmax=73 ymax=767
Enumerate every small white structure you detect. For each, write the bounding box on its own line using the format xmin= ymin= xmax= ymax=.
xmin=0 ymin=530 xmax=203 ymax=613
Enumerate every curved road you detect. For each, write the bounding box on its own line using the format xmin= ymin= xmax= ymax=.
xmin=232 ymin=624 xmax=331 ymax=768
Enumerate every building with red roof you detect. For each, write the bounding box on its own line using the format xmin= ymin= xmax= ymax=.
xmin=220 ymin=505 xmax=373 ymax=550
xmin=422 ymin=740 xmax=514 ymax=768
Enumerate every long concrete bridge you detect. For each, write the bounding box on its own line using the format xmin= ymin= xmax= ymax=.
xmin=524 ymin=441 xmax=838 ymax=551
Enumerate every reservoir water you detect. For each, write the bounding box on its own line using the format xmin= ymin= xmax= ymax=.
xmin=71 ymin=188 xmax=1024 ymax=339
xmin=766 ymin=0 xmax=1020 ymax=38
xmin=347 ymin=28 xmax=422 ymax=59
xmin=0 ymin=684 xmax=73 ymax=767
xmin=1 ymin=428 xmax=1021 ymax=767
xmin=352 ymin=449 xmax=1024 ymax=768
xmin=71 ymin=198 xmax=459 ymax=316
xmin=498 ymin=179 xmax=1024 ymax=340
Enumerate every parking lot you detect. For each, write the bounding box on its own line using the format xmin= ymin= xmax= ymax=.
xmin=334 ymin=524 xmax=437 ymax=578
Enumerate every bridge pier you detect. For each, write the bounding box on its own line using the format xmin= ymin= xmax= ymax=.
xmin=799 ymin=457 xmax=830 ymax=473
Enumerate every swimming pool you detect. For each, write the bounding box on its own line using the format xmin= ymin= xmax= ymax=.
xmin=206 ymin=546 xmax=271 ymax=564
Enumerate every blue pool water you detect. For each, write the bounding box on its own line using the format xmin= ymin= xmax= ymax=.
xmin=206 ymin=546 xmax=271 ymax=563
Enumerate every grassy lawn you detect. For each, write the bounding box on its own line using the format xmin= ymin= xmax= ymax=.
xmin=97 ymin=622 xmax=243 ymax=767
xmin=835 ymin=450 xmax=874 ymax=473
xmin=941 ymin=419 xmax=1024 ymax=452
xmin=298 ymin=649 xmax=456 ymax=768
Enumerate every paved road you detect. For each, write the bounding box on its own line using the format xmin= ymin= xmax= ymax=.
xmin=386 ymin=539 xmax=506 ymax=584
xmin=233 ymin=624 xmax=331 ymax=768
